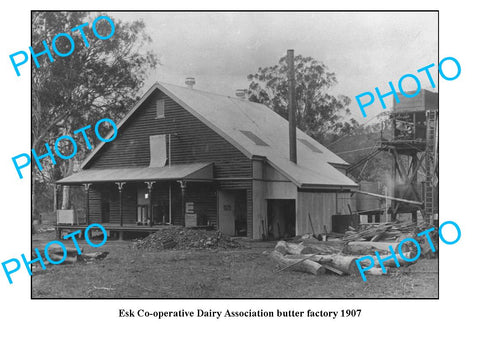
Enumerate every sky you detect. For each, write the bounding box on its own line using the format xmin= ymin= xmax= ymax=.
xmin=109 ymin=11 xmax=438 ymax=121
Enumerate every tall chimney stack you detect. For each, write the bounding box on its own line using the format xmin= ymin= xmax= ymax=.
xmin=287 ymin=49 xmax=297 ymax=164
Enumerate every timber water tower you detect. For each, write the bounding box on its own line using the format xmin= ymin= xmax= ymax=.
xmin=379 ymin=89 xmax=439 ymax=224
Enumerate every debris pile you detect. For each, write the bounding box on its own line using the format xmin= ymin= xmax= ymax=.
xmin=271 ymin=239 xmax=360 ymax=276
xmin=134 ymin=227 xmax=242 ymax=250
xmin=343 ymin=221 xmax=438 ymax=258
xmin=270 ymin=221 xmax=438 ymax=277
xmin=343 ymin=221 xmax=434 ymax=242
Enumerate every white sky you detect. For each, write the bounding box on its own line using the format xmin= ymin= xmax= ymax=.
xmin=109 ymin=11 xmax=438 ymax=121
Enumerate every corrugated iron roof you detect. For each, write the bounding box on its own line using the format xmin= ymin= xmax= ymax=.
xmin=81 ymin=82 xmax=357 ymax=188
xmin=57 ymin=163 xmax=213 ymax=184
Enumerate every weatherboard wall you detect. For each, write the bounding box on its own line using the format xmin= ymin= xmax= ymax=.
xmin=85 ymin=89 xmax=252 ymax=180
xmin=296 ymin=191 xmax=336 ymax=235
xmin=83 ymin=89 xmax=252 ymax=233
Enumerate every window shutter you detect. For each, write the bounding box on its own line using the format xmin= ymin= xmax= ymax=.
xmin=156 ymin=99 xmax=165 ymax=118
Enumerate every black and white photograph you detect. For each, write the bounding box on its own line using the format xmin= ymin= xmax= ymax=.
xmin=29 ymin=11 xmax=439 ymax=299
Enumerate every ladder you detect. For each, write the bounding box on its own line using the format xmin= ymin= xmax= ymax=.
xmin=424 ymin=110 xmax=438 ymax=222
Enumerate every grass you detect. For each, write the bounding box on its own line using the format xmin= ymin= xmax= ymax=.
xmin=32 ymin=230 xmax=438 ymax=299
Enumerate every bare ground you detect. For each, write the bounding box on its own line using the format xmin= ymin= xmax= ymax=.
xmin=31 ymin=230 xmax=438 ymax=299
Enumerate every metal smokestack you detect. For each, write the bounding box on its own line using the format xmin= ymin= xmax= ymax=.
xmin=287 ymin=49 xmax=297 ymax=164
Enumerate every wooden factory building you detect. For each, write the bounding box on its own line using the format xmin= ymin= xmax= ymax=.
xmin=58 ymin=82 xmax=358 ymax=239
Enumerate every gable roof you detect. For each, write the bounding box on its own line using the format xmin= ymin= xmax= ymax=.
xmin=82 ymin=82 xmax=357 ymax=189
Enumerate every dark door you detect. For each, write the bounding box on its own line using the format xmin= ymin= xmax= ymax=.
xmin=101 ymin=191 xmax=111 ymax=223
xmin=267 ymin=199 xmax=296 ymax=239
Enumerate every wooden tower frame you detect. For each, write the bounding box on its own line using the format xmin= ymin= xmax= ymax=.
xmin=379 ymin=90 xmax=438 ymax=223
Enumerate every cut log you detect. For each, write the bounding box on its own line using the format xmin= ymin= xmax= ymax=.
xmin=358 ymin=258 xmax=373 ymax=268
xmin=270 ymin=250 xmax=325 ymax=275
xmin=393 ymin=235 xmax=420 ymax=258
xmin=284 ymin=254 xmax=358 ymax=275
xmin=375 ymin=252 xmax=414 ymax=267
xmin=46 ymin=244 xmax=83 ymax=256
xmin=284 ymin=254 xmax=334 ymax=262
xmin=354 ymin=252 xmax=414 ymax=270
xmin=274 ymin=241 xmax=307 ymax=255
xmin=346 ymin=241 xmax=400 ymax=254
xmin=286 ymin=242 xmax=307 ymax=255
xmin=323 ymin=264 xmax=344 ymax=275
xmin=344 ymin=243 xmax=379 ymax=255
xmin=299 ymin=239 xmax=345 ymax=254
xmin=47 ymin=253 xmax=77 ymax=264
xmin=274 ymin=241 xmax=289 ymax=255
xmin=327 ymin=255 xmax=358 ymax=275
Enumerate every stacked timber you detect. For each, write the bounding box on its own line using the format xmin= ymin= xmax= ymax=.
xmin=270 ymin=221 xmax=437 ymax=276
xmin=270 ymin=225 xmax=435 ymax=277
xmin=342 ymin=220 xmax=438 ymax=258
xmin=343 ymin=221 xmax=434 ymax=243
xmin=270 ymin=239 xmax=383 ymax=277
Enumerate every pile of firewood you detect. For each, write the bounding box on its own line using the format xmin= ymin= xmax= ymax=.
xmin=271 ymin=240 xmax=360 ymax=276
xmin=270 ymin=230 xmax=427 ymax=276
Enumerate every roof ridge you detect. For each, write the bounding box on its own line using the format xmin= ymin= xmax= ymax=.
xmin=157 ymin=81 xmax=267 ymax=108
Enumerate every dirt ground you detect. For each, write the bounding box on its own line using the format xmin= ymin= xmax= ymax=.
xmin=31 ymin=228 xmax=438 ymax=299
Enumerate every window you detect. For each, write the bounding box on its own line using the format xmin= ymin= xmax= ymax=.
xmin=239 ymin=130 xmax=269 ymax=146
xmin=299 ymin=138 xmax=323 ymax=153
xmin=156 ymin=99 xmax=165 ymax=118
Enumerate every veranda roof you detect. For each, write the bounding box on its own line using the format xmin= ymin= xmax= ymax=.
xmin=56 ymin=162 xmax=213 ymax=185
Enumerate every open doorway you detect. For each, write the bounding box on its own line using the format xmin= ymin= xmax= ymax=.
xmin=267 ymin=199 xmax=296 ymax=239
xmin=218 ymin=189 xmax=247 ymax=236
xmin=100 ymin=187 xmax=112 ymax=223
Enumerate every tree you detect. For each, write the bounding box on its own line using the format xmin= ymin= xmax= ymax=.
xmin=247 ymin=54 xmax=353 ymax=144
xmin=328 ymin=118 xmax=393 ymax=182
xmin=32 ymin=11 xmax=159 ymax=218
xmin=246 ymin=54 xmax=396 ymax=185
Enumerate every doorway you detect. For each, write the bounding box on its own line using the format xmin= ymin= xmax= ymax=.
xmin=137 ymin=186 xmax=149 ymax=225
xmin=99 ymin=186 xmax=113 ymax=223
xmin=267 ymin=199 xmax=296 ymax=239
xmin=218 ymin=189 xmax=247 ymax=236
